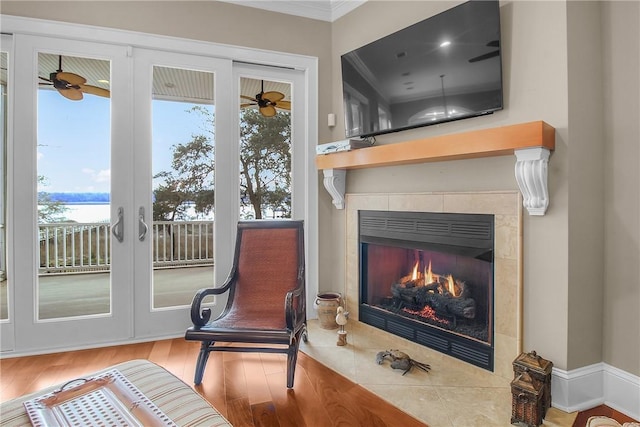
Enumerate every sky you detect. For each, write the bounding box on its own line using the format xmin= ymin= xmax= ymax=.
xmin=37 ymin=90 xmax=213 ymax=194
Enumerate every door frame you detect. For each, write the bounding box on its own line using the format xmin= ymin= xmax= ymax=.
xmin=132 ymin=48 xmax=234 ymax=339
xmin=0 ymin=15 xmax=318 ymax=356
xmin=9 ymin=34 xmax=134 ymax=352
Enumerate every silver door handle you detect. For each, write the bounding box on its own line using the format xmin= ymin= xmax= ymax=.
xmin=112 ymin=207 xmax=124 ymax=243
xmin=138 ymin=206 xmax=149 ymax=241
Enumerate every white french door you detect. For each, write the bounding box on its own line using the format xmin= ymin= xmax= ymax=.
xmin=11 ymin=35 xmax=134 ymax=350
xmin=1 ymin=15 xmax=317 ymax=355
xmin=132 ymin=49 xmax=233 ymax=338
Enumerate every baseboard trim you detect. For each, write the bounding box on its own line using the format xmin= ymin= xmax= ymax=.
xmin=551 ymin=363 xmax=640 ymax=420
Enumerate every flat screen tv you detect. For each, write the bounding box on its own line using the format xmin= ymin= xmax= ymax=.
xmin=341 ymin=0 xmax=503 ymax=139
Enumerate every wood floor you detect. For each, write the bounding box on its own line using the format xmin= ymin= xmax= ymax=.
xmin=572 ymin=404 xmax=639 ymax=427
xmin=0 ymin=338 xmax=427 ymax=427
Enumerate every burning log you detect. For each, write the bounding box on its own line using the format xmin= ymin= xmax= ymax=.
xmin=418 ymin=290 xmax=476 ymax=319
xmin=390 ymin=280 xmax=476 ymax=320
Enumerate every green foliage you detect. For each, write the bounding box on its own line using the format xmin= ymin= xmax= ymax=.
xmin=239 ymin=109 xmax=291 ymax=219
xmin=37 ymin=176 xmax=69 ymax=223
xmin=152 ymin=105 xmax=291 ymax=221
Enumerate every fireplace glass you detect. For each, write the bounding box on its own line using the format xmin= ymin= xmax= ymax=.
xmin=359 ymin=210 xmax=495 ymax=370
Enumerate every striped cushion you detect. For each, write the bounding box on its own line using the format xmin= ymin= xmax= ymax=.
xmin=0 ymin=359 xmax=232 ymax=427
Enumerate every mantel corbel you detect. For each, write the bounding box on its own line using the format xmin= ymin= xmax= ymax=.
xmin=323 ymin=169 xmax=346 ymax=209
xmin=316 ymin=121 xmax=555 ymax=215
xmin=514 ymin=147 xmax=551 ymax=215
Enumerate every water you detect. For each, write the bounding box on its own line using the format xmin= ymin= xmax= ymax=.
xmin=64 ymin=204 xmax=111 ymax=223
xmin=59 ymin=204 xmax=215 ymax=223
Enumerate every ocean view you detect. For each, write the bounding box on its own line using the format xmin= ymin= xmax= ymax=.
xmin=63 ymin=203 xmax=111 ymax=223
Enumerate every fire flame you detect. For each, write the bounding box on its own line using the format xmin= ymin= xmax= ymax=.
xmin=425 ymin=260 xmax=436 ymax=284
xmin=411 ymin=261 xmax=419 ymax=281
xmin=400 ymin=259 xmax=462 ymax=298
xmin=446 ymin=274 xmax=460 ymax=297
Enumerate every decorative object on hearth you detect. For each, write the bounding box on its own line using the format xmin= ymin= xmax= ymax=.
xmin=510 ymin=369 xmax=544 ymax=427
xmin=335 ymin=306 xmax=349 ymax=346
xmin=513 ymin=350 xmax=553 ymax=416
xmin=314 ymin=292 xmax=342 ymax=329
xmin=375 ymin=350 xmax=430 ymax=376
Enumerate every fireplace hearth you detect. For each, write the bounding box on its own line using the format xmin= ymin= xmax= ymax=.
xmin=359 ymin=210 xmax=495 ymax=370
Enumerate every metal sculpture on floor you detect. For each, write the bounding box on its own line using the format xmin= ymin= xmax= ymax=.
xmin=375 ymin=350 xmax=431 ymax=376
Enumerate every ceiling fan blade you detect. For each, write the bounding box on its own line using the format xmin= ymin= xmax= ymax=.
xmin=56 ymin=71 xmax=87 ymax=86
xmin=241 ymin=95 xmax=257 ymax=102
xmin=58 ymin=88 xmax=83 ymax=101
xmin=275 ymin=100 xmax=291 ymax=110
xmin=468 ymin=50 xmax=499 ymax=63
xmin=39 ymin=76 xmax=52 ymax=83
xmin=240 ymin=103 xmax=256 ymax=108
xmin=80 ymin=85 xmax=110 ymax=98
xmin=260 ymin=105 xmax=277 ymax=117
xmin=262 ymin=91 xmax=285 ymax=103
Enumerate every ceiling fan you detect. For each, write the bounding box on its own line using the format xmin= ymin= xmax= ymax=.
xmin=39 ymin=55 xmax=110 ymax=101
xmin=468 ymin=40 xmax=500 ymax=63
xmin=240 ymin=80 xmax=291 ymax=117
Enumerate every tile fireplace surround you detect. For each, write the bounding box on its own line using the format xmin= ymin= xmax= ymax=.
xmin=301 ymin=191 xmax=578 ymax=426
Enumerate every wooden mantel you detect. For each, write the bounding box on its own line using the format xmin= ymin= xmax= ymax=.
xmin=317 ymin=121 xmax=556 ymax=215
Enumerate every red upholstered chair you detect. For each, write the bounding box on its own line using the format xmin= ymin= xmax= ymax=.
xmin=185 ymin=220 xmax=307 ymax=388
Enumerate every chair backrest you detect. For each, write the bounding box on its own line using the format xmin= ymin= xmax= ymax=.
xmin=227 ymin=220 xmax=304 ymax=325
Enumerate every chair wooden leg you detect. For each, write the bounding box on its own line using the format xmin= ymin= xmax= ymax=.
xmin=286 ymin=333 xmax=304 ymax=388
xmin=194 ymin=341 xmax=212 ymax=385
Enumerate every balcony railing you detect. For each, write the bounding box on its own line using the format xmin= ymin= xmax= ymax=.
xmin=39 ymin=221 xmax=214 ymax=274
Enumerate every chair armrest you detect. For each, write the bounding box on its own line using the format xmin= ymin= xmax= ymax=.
xmin=285 ymin=268 xmax=306 ymax=330
xmin=190 ymin=282 xmax=232 ymax=327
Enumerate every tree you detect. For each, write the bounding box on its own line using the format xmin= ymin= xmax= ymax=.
xmin=239 ymin=109 xmax=291 ymax=219
xmin=37 ymin=175 xmax=69 ymax=223
xmin=153 ymin=106 xmax=291 ymax=220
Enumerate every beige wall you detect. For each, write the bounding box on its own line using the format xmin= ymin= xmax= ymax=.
xmin=329 ymin=0 xmax=640 ymax=377
xmin=2 ymin=0 xmax=638 ymax=376
xmin=601 ymin=1 xmax=640 ymax=376
xmin=0 ymin=1 xmax=335 ymax=143
xmin=330 ymin=0 xmax=575 ymax=371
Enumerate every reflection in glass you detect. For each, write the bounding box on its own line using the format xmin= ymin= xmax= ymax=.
xmin=151 ymin=66 xmax=215 ymax=309
xmin=36 ymin=53 xmax=112 ymax=320
xmin=239 ymin=78 xmax=291 ymax=220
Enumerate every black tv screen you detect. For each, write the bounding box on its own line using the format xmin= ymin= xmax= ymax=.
xmin=341 ymin=0 xmax=503 ymax=139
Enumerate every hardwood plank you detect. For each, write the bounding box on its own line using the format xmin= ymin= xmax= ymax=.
xmin=265 ymin=370 xmax=307 ymax=427
xmin=251 ymin=401 xmax=281 ymax=427
xmin=243 ymin=352 xmax=273 ymax=405
xmin=224 ymin=357 xmax=248 ymax=401
xmin=226 ymin=397 xmax=254 ymax=427
xmin=283 ymin=359 xmax=334 ymax=426
xmin=2 ymin=338 xmax=638 ymax=427
xmin=299 ymin=353 xmax=420 ymax=427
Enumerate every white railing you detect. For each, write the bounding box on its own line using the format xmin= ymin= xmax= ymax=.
xmin=39 ymin=221 xmax=214 ymax=274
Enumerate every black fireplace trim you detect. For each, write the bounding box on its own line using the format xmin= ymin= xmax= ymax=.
xmin=359 ymin=210 xmax=494 ymax=259
xmin=358 ymin=209 xmax=495 ymax=372
xmin=360 ymin=304 xmax=494 ymax=371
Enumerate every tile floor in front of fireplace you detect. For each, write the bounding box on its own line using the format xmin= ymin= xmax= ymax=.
xmin=300 ymin=319 xmax=577 ymax=427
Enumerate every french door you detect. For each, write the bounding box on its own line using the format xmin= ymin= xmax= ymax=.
xmin=11 ymin=35 xmax=134 ymax=350
xmin=132 ymin=49 xmax=233 ymax=338
xmin=3 ymin=26 xmax=313 ymax=354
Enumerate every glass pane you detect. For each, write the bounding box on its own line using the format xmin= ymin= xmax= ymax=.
xmin=151 ymin=66 xmax=215 ymax=309
xmin=1 ymin=51 xmax=8 ymax=321
xmin=239 ymin=78 xmax=291 ymax=219
xmin=37 ymin=53 xmax=111 ymax=320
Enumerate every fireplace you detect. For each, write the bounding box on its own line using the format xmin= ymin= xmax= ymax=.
xmin=359 ymin=210 xmax=495 ymax=371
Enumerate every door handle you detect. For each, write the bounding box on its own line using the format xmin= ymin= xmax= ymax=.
xmin=112 ymin=207 xmax=124 ymax=243
xmin=138 ymin=206 xmax=149 ymax=241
